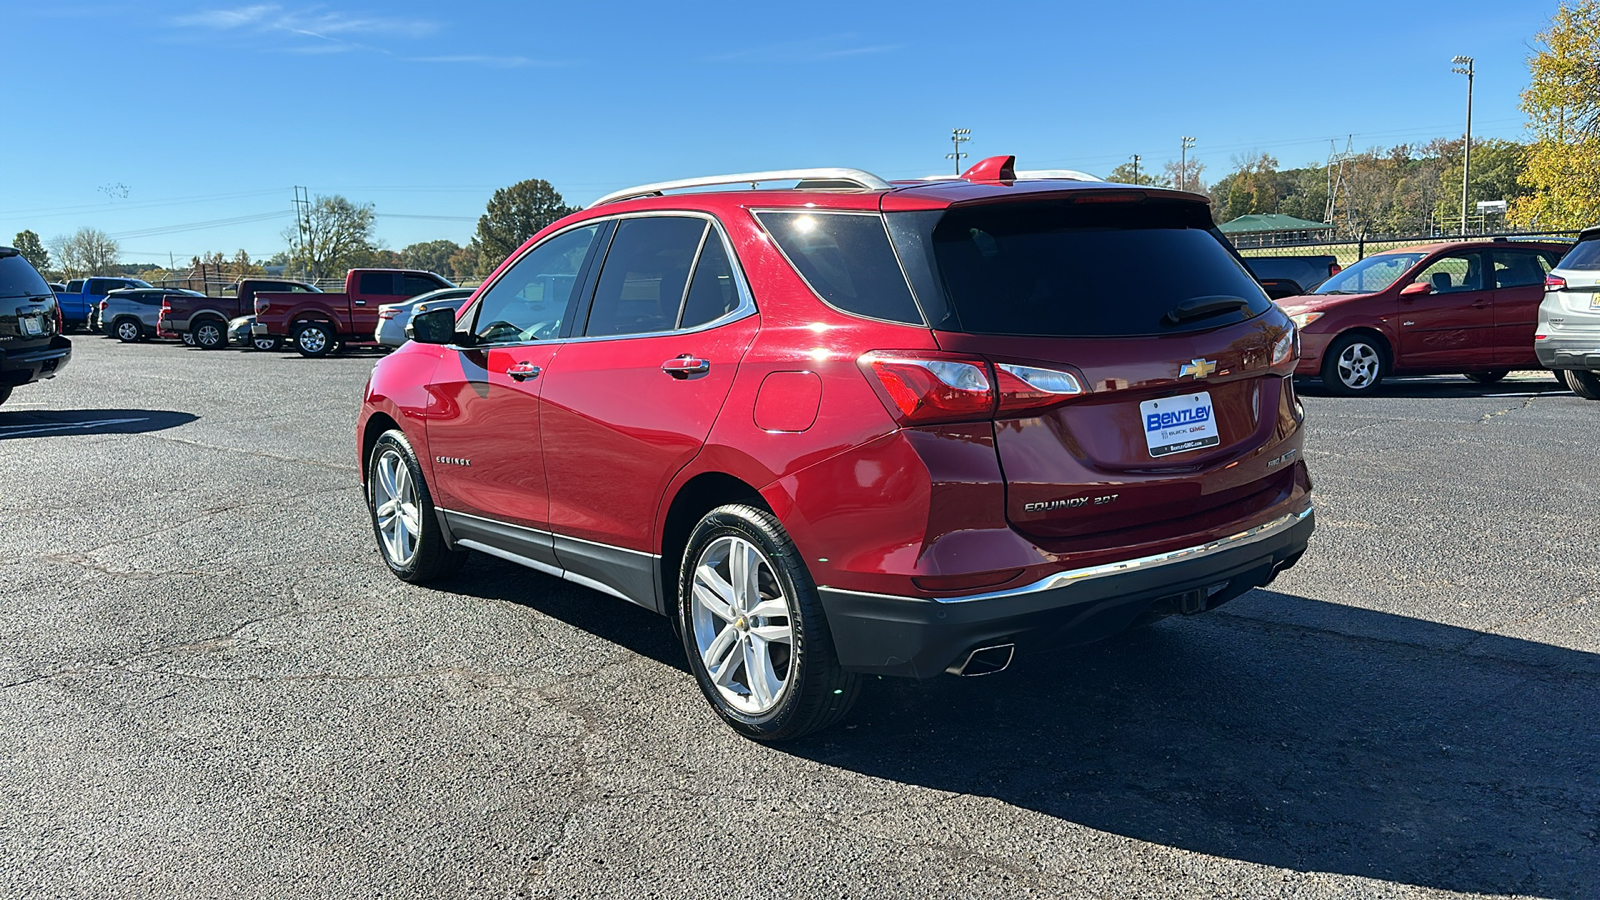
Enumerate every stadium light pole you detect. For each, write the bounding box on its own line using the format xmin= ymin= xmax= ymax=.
xmin=1452 ymin=56 xmax=1474 ymax=234
xmin=946 ymin=128 xmax=971 ymax=175
xmin=1180 ymin=136 xmax=1196 ymax=191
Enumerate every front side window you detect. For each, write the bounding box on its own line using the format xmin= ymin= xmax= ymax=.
xmin=584 ymin=217 xmax=706 ymax=338
xmin=1412 ymin=254 xmax=1482 ymax=293
xmin=472 ymin=223 xmax=601 ymax=344
xmin=1491 ymin=250 xmax=1551 ymax=289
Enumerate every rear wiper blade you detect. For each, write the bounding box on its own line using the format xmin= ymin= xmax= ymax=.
xmin=1163 ymin=295 xmax=1251 ymax=326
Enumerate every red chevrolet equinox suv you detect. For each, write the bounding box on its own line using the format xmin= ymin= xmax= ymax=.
xmin=357 ymin=156 xmax=1315 ymax=740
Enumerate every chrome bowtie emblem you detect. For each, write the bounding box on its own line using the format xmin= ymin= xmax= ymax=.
xmin=1180 ymin=358 xmax=1218 ymax=379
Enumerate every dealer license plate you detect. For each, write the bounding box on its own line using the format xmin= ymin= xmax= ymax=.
xmin=1141 ymin=392 xmax=1220 ymax=458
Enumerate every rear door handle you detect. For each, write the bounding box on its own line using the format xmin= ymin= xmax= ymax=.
xmin=507 ymin=361 xmax=541 ymax=382
xmin=661 ymin=355 xmax=710 ymax=377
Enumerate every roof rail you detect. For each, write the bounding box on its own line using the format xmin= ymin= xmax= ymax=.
xmin=588 ymin=168 xmax=894 ymax=208
xmin=907 ymin=169 xmax=1102 ymax=184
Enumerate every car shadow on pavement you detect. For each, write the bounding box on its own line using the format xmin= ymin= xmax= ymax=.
xmin=779 ymin=589 xmax=1600 ymax=898
xmin=444 ymin=554 xmax=688 ymax=672
xmin=1296 ymin=374 xmax=1571 ymax=399
xmin=0 ymin=408 xmax=197 ymax=441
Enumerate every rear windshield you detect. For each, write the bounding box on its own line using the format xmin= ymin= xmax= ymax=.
xmin=923 ymin=201 xmax=1271 ymax=336
xmin=0 ymin=254 xmax=52 ymax=300
xmin=1558 ymin=237 xmax=1600 ymax=271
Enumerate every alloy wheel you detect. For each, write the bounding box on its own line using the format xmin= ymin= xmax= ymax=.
xmin=690 ymin=535 xmax=795 ymax=716
xmin=253 ymin=336 xmax=277 ymax=351
xmin=299 ymin=327 xmax=328 ymax=354
xmin=371 ymin=449 xmax=421 ymax=568
xmin=1336 ymin=342 xmax=1380 ymax=390
xmin=116 ymin=320 xmax=140 ymax=342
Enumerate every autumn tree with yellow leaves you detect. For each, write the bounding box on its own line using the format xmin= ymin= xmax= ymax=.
xmin=1514 ymin=1 xmax=1600 ymax=229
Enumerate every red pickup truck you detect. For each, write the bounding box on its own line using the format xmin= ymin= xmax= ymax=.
xmin=253 ymin=268 xmax=454 ymax=358
xmin=158 ymin=278 xmax=321 ymax=350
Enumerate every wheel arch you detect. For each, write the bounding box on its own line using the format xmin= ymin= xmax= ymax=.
xmin=657 ymin=471 xmax=771 ymax=618
xmin=1332 ymin=326 xmax=1394 ymax=367
xmin=359 ymin=411 xmax=403 ymax=485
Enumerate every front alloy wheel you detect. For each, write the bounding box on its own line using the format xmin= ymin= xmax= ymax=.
xmin=1321 ymin=334 xmax=1386 ymax=396
xmin=114 ymin=319 xmax=142 ymax=343
xmin=366 ymin=429 xmax=466 ymax=582
xmin=679 ymin=504 xmax=858 ymax=741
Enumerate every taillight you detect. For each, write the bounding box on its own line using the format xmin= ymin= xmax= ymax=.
xmin=993 ymin=363 xmax=1084 ymax=414
xmin=1328 ymin=262 xmax=1343 ymax=277
xmin=99 ymin=300 xmax=108 ymax=310
xmin=1271 ymin=323 xmax=1299 ymax=371
xmin=859 ymin=352 xmax=1088 ymax=424
xmin=859 ymin=351 xmax=994 ymax=425
xmin=1547 ymin=275 xmax=1567 ymax=292
xmin=378 ymin=309 xmax=397 ymax=320
xmin=256 ymin=299 xmax=269 ymax=314
xmin=161 ymin=300 xmax=171 ymax=311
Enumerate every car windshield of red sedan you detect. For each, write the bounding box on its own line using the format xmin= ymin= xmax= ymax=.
xmin=1314 ymin=252 xmax=1427 ymax=295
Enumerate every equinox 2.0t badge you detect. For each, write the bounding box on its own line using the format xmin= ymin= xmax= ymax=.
xmin=435 ymin=456 xmax=472 ymax=467
xmin=1180 ymin=358 xmax=1218 ymax=379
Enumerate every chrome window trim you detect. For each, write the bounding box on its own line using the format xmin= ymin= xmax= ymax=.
xmin=820 ymin=505 xmax=1313 ymax=605
xmin=751 ymin=208 xmax=929 ymax=328
xmin=456 ymin=210 xmax=757 ymax=351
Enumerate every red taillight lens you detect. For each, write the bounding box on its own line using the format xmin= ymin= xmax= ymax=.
xmin=99 ymin=300 xmax=108 ymax=310
xmin=1547 ymin=275 xmax=1568 ymax=292
xmin=993 ymin=362 xmax=1085 ymax=414
xmin=860 ymin=351 xmax=994 ymax=425
xmin=161 ymin=300 xmax=171 ymax=311
xmin=378 ymin=310 xmax=397 ymax=320
xmin=1328 ymin=262 xmax=1343 ymax=277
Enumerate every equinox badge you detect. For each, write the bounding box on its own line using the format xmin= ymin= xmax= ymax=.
xmin=1180 ymin=358 xmax=1218 ymax=379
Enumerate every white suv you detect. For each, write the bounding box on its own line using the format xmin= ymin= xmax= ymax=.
xmin=1536 ymin=226 xmax=1600 ymax=399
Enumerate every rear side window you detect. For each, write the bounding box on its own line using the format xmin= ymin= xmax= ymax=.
xmin=401 ymin=274 xmax=444 ymax=297
xmin=757 ymin=211 xmax=923 ymax=325
xmin=585 ymin=216 xmax=705 ymax=337
xmin=0 ymin=254 xmax=51 ymax=299
xmin=1559 ymin=238 xmax=1600 ymax=271
xmin=679 ymin=234 xmax=740 ymax=329
xmin=1491 ymin=249 xmax=1551 ymax=288
xmin=925 ymin=201 xmax=1271 ymax=337
xmin=359 ymin=272 xmax=396 ymax=294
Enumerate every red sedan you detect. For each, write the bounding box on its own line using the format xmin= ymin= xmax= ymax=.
xmin=1278 ymin=239 xmax=1570 ymax=394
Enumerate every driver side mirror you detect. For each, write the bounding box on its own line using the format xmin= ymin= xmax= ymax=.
xmin=409 ymin=306 xmax=466 ymax=345
xmin=1399 ymin=282 xmax=1434 ymax=297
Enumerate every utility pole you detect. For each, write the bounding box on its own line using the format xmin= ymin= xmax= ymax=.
xmin=1130 ymin=154 xmax=1141 ymax=184
xmin=946 ymin=128 xmax=971 ymax=175
xmin=292 ymin=186 xmax=312 ymax=280
xmin=1179 ymin=136 xmax=1196 ymax=191
xmin=1452 ymin=56 xmax=1474 ymax=235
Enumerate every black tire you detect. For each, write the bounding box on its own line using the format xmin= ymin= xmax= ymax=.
xmin=112 ymin=318 xmax=143 ymax=343
xmin=180 ymin=332 xmax=196 ymax=347
xmin=677 ymin=504 xmax=859 ymax=741
xmin=0 ymin=384 xmax=11 ymax=407
xmin=1320 ymin=332 xmax=1388 ymax=396
xmin=192 ymin=319 xmax=226 ymax=350
xmin=1464 ymin=371 xmax=1508 ymax=384
xmin=251 ymin=335 xmax=282 ymax=352
xmin=1563 ymin=368 xmax=1600 ymax=400
xmin=294 ymin=322 xmax=335 ymax=358
xmin=365 ymin=429 xmax=467 ymax=583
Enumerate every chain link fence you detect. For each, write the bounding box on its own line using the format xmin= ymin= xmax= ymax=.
xmin=1231 ymin=229 xmax=1583 ymax=268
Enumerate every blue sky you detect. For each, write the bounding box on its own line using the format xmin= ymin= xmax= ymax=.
xmin=0 ymin=0 xmax=1558 ymax=266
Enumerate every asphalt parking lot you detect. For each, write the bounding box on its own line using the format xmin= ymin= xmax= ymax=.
xmin=2 ymin=335 xmax=1597 ymax=899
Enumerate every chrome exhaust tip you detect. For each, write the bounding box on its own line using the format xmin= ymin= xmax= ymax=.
xmin=947 ymin=643 xmax=1015 ymax=677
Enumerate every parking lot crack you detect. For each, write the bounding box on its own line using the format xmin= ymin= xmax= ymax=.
xmin=133 ymin=430 xmax=360 ymax=473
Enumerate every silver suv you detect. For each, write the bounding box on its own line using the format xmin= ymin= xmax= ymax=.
xmin=1536 ymin=226 xmax=1600 ymax=399
xmin=102 ymin=288 xmax=202 ymax=342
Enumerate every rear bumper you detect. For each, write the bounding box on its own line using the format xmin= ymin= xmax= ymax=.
xmin=818 ymin=504 xmax=1314 ymax=678
xmin=1535 ymin=336 xmax=1600 ymax=370
xmin=0 ymin=336 xmax=72 ymax=386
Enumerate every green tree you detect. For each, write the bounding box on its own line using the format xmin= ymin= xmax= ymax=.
xmin=1514 ymin=1 xmax=1600 ymax=229
xmin=400 ymin=239 xmax=462 ymax=280
xmin=281 ymin=195 xmax=376 ymax=280
xmin=474 ymin=179 xmax=576 ymax=271
xmin=1105 ymin=160 xmax=1165 ymax=186
xmin=12 ymin=230 xmax=49 ymax=273
xmin=449 ymin=241 xmax=483 ymax=282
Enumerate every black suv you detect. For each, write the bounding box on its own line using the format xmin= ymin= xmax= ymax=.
xmin=0 ymin=247 xmax=72 ymax=407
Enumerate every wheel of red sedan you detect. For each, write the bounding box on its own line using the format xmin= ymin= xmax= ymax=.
xmin=366 ymin=429 xmax=466 ymax=583
xmin=1321 ymin=333 xmax=1386 ymax=395
xmin=678 ymin=504 xmax=858 ymax=741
